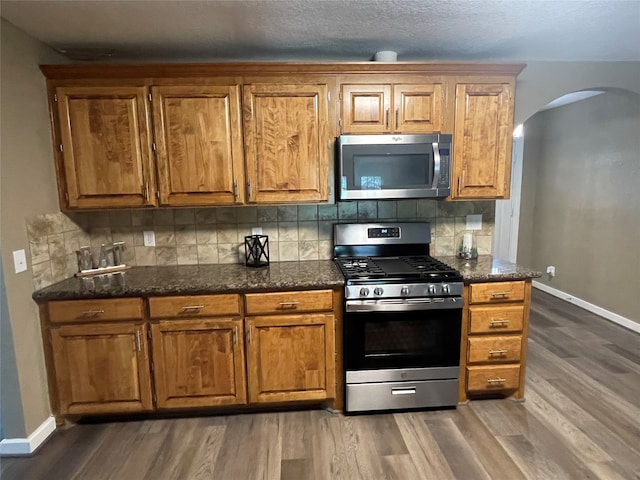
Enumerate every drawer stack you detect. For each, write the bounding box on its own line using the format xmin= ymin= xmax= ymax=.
xmin=461 ymin=280 xmax=532 ymax=400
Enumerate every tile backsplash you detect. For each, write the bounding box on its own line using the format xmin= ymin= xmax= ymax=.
xmin=26 ymin=200 xmax=495 ymax=290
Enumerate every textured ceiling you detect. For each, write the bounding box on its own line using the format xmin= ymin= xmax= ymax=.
xmin=1 ymin=0 xmax=639 ymax=62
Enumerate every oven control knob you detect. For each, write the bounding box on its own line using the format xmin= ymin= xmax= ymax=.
xmin=373 ymin=287 xmax=384 ymax=296
xmin=360 ymin=287 xmax=370 ymax=297
xmin=400 ymin=286 xmax=410 ymax=296
xmin=442 ymin=284 xmax=450 ymax=294
xmin=428 ymin=284 xmax=437 ymax=295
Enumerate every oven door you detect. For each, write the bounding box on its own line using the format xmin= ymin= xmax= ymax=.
xmin=344 ymin=298 xmax=462 ymax=372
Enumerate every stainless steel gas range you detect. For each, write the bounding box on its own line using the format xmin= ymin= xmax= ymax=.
xmin=333 ymin=222 xmax=463 ymax=413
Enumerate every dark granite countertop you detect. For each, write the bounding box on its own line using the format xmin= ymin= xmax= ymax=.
xmin=436 ymin=255 xmax=542 ymax=283
xmin=32 ymin=261 xmax=345 ymax=301
xmin=33 ymin=257 xmax=540 ymax=302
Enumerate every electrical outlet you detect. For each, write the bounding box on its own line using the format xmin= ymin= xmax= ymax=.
xmin=143 ymin=230 xmax=156 ymax=247
xmin=12 ymin=249 xmax=27 ymax=273
xmin=466 ymin=214 xmax=483 ymax=230
xmin=546 ymin=265 xmax=556 ymax=277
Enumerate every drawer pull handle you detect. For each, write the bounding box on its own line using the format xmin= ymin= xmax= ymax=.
xmin=82 ymin=310 xmax=105 ymax=316
xmin=391 ymin=387 xmax=416 ymax=395
xmin=489 ymin=349 xmax=509 ymax=355
xmin=181 ymin=305 xmax=205 ymax=311
xmin=487 ymin=377 xmax=506 ymax=384
xmin=491 ymin=291 xmax=511 ymax=297
xmin=490 ymin=320 xmax=510 ymax=326
xmin=278 ymin=301 xmax=300 ymax=308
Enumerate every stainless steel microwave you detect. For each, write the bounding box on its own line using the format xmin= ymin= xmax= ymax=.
xmin=337 ymin=133 xmax=452 ymax=200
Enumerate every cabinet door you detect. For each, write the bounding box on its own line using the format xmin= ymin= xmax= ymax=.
xmin=152 ymin=85 xmax=245 ymax=206
xmin=341 ymin=84 xmax=391 ymax=133
xmin=452 ymin=83 xmax=514 ymax=199
xmin=55 ymin=86 xmax=155 ymax=208
xmin=151 ymin=318 xmax=246 ymax=408
xmin=246 ymin=314 xmax=335 ymax=403
xmin=51 ymin=323 xmax=153 ymax=414
xmin=393 ymin=84 xmax=443 ymax=133
xmin=243 ymin=83 xmax=329 ymax=203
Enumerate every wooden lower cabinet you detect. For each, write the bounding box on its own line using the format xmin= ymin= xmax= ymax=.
xmin=459 ymin=280 xmax=532 ymax=401
xmin=246 ymin=314 xmax=336 ymax=403
xmin=150 ymin=318 xmax=246 ymax=408
xmin=51 ymin=322 xmax=153 ymax=415
xmin=43 ymin=289 xmax=340 ymax=417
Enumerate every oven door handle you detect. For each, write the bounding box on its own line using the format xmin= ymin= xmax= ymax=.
xmin=345 ymin=298 xmax=462 ymax=312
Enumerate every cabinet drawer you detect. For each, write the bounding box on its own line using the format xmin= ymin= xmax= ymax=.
xmin=467 ymin=335 xmax=522 ymax=364
xmin=469 ymin=281 xmax=525 ymax=304
xmin=49 ymin=298 xmax=143 ymax=323
xmin=466 ymin=365 xmax=520 ymax=393
xmin=148 ymin=294 xmax=241 ymax=319
xmin=469 ymin=305 xmax=524 ymax=333
xmin=245 ymin=289 xmax=333 ymax=315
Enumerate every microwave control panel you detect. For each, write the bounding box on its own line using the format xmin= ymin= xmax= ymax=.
xmin=438 ymin=149 xmax=450 ymax=188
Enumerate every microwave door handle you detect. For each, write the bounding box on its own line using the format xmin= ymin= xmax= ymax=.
xmin=432 ymin=142 xmax=441 ymax=189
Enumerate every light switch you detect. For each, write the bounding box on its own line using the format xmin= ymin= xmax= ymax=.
xmin=143 ymin=230 xmax=156 ymax=247
xmin=466 ymin=214 xmax=483 ymax=230
xmin=13 ymin=249 xmax=27 ymax=273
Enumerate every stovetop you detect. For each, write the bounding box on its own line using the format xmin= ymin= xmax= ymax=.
xmin=335 ymin=255 xmax=463 ymax=283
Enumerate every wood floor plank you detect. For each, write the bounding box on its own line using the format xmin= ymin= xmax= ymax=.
xmin=380 ymin=454 xmax=422 ymax=480
xmin=455 ymin=404 xmax=527 ymax=480
xmin=423 ymin=416 xmax=493 ymax=480
xmin=393 ymin=412 xmax=456 ymax=480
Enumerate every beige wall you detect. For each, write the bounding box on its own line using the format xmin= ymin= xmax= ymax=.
xmin=0 ymin=19 xmax=69 ymax=437
xmin=518 ymin=91 xmax=640 ymax=323
xmin=514 ymin=61 xmax=640 ymax=125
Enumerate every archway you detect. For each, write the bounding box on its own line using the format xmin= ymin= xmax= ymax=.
xmin=496 ymin=87 xmax=640 ymax=328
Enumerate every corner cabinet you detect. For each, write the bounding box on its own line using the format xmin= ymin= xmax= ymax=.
xmin=243 ymin=83 xmax=330 ymax=203
xmin=54 ymin=86 xmax=156 ymax=209
xmin=151 ymin=85 xmax=245 ymax=206
xmin=450 ymin=81 xmax=515 ymax=199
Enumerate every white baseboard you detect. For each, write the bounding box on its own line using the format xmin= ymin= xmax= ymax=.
xmin=0 ymin=416 xmax=56 ymax=456
xmin=532 ymin=281 xmax=640 ymax=334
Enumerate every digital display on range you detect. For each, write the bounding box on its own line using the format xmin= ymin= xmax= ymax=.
xmin=368 ymin=227 xmax=400 ymax=238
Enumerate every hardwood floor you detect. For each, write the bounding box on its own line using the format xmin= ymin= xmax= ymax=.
xmin=2 ymin=289 xmax=639 ymax=479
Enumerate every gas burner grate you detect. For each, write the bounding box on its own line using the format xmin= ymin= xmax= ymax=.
xmin=336 ymin=257 xmax=386 ymax=279
xmin=402 ymin=256 xmax=458 ymax=277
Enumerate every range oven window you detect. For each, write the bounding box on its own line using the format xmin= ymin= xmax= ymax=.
xmin=344 ymin=309 xmax=462 ymax=371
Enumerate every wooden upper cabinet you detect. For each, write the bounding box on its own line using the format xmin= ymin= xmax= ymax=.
xmin=451 ymin=82 xmax=514 ymax=199
xmin=394 ymin=84 xmax=444 ymax=133
xmin=341 ymin=82 xmax=443 ymax=134
xmin=55 ymin=86 xmax=156 ymax=209
xmin=151 ymin=85 xmax=245 ymax=206
xmin=243 ymin=83 xmax=330 ymax=203
xmin=341 ymin=84 xmax=391 ymax=133
xmin=51 ymin=322 xmax=153 ymax=414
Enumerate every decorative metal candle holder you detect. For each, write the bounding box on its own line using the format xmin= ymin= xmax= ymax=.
xmin=244 ymin=235 xmax=269 ymax=268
